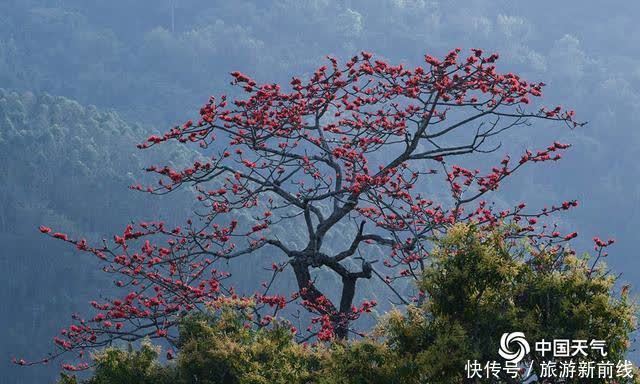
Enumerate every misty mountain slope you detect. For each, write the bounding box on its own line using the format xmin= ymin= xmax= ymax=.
xmin=0 ymin=89 xmax=196 ymax=383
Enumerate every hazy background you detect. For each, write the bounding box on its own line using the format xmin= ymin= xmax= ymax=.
xmin=2 ymin=1 xmax=639 ymax=382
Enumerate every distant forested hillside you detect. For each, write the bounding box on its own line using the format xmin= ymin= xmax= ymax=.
xmin=0 ymin=89 xmax=194 ymax=383
xmin=0 ymin=89 xmax=379 ymax=383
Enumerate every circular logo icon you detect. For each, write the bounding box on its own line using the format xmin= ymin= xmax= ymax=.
xmin=498 ymin=332 xmax=530 ymax=363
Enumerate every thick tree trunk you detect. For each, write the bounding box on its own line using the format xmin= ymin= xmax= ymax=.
xmin=335 ymin=276 xmax=357 ymax=339
xmin=291 ymin=258 xmax=355 ymax=340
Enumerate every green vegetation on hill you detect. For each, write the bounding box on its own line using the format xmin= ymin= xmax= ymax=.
xmin=0 ymin=89 xmax=193 ymax=383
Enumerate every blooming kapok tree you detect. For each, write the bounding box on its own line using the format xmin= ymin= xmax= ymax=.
xmin=23 ymin=48 xmax=588 ymax=369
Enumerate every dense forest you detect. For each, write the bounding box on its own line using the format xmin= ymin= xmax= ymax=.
xmin=0 ymin=89 xmax=198 ymax=383
xmin=2 ymin=1 xmax=640 ymax=382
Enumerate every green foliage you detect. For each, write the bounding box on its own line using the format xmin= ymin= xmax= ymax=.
xmin=60 ymin=224 xmax=638 ymax=383
xmin=380 ymin=223 xmax=638 ymax=383
xmin=320 ymin=340 xmax=418 ymax=384
xmin=58 ymin=309 xmax=323 ymax=384
xmin=67 ymin=341 xmax=175 ymax=384
xmin=175 ymin=311 xmax=322 ymax=384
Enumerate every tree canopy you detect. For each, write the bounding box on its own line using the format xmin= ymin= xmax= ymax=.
xmin=19 ymin=48 xmax=617 ymax=376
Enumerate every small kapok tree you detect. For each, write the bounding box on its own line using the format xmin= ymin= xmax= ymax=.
xmin=21 ymin=48 xmax=585 ymax=370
